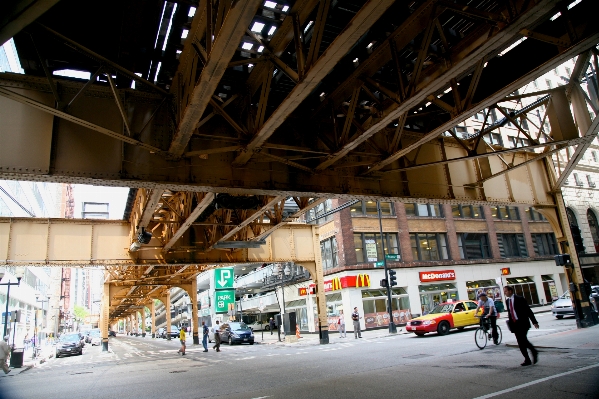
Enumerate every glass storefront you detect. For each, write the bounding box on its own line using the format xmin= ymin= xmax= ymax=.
xmin=419 ymin=283 xmax=458 ymax=315
xmin=362 ymin=288 xmax=411 ymax=328
xmin=466 ymin=280 xmax=502 ymax=301
xmin=285 ymin=299 xmax=308 ymax=331
xmin=505 ymin=277 xmax=540 ymax=305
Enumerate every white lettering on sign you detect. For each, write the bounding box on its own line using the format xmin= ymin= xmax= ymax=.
xmin=419 ymin=270 xmax=456 ymax=282
xmin=217 ymin=294 xmax=232 ymax=300
xmin=217 ymin=269 xmax=232 ymax=287
xmin=323 ymin=281 xmax=332 ymax=290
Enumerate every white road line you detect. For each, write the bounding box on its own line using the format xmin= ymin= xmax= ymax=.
xmin=472 ymin=362 xmax=599 ymax=399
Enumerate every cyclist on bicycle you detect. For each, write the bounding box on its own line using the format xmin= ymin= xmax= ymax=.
xmin=475 ymin=292 xmax=498 ymax=344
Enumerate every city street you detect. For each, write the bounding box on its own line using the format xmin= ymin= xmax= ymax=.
xmin=1 ymin=313 xmax=598 ymax=399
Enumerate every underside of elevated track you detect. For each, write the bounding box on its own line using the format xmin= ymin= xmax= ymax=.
xmin=1 ymin=0 xmax=599 ymax=346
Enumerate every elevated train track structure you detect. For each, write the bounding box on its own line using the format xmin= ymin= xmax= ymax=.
xmin=1 ymin=0 xmax=599 ymax=346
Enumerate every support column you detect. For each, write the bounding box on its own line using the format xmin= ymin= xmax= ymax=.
xmin=136 ymin=311 xmax=140 ymax=336
xmin=151 ymin=301 xmax=156 ymax=338
xmin=165 ymin=290 xmax=172 ymax=340
xmin=191 ymin=279 xmax=199 ymax=345
xmin=101 ymin=283 xmax=110 ymax=352
xmin=304 ymin=226 xmax=329 ymax=344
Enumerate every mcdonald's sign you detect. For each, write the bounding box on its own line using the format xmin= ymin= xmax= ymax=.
xmin=298 ymin=287 xmax=308 ymax=296
xmin=308 ymin=274 xmax=371 ymax=292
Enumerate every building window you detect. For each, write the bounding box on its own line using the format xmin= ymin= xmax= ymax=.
xmin=587 ymin=175 xmax=596 ymax=188
xmin=587 ymin=209 xmax=599 ymax=253
xmin=82 ymin=202 xmax=109 ymax=219
xmin=574 ymin=173 xmax=584 ymax=186
xmin=451 ymin=204 xmax=484 ymax=219
xmin=592 ymin=151 xmax=598 ymax=162
xmin=509 ymin=136 xmax=530 ymax=148
xmin=320 ymin=237 xmax=338 ymax=271
xmin=532 ymin=79 xmax=539 ymax=89
xmin=457 ymin=233 xmax=491 ymax=259
xmin=410 ymin=233 xmax=449 ymax=261
xmin=484 ymin=132 xmax=503 ymax=146
xmin=405 ymin=203 xmax=443 ymax=217
xmin=532 ymin=233 xmax=558 ymax=256
xmin=306 ymin=199 xmax=334 ymax=224
xmin=350 ymin=200 xmax=394 ymax=216
xmin=505 ymin=277 xmax=540 ymax=305
xmin=491 ymin=206 xmax=520 ymax=220
xmin=354 ymin=233 xmax=400 ymax=263
xmin=525 ymin=207 xmax=546 ymax=221
xmin=497 ymin=234 xmax=528 ymax=258
xmin=546 ymin=79 xmax=552 ymax=89
xmin=473 ymin=111 xmax=486 ymax=122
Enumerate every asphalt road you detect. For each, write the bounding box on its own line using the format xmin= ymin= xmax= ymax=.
xmin=1 ymin=313 xmax=598 ymax=399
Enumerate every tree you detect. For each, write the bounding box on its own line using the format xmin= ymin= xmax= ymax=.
xmin=73 ymin=305 xmax=89 ymax=323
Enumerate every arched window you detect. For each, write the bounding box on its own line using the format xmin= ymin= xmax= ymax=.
xmin=566 ymin=208 xmax=578 ymax=226
xmin=587 ymin=209 xmax=599 ymax=252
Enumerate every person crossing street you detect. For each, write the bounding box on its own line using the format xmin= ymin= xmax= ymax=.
xmin=504 ymin=285 xmax=539 ymax=366
xmin=1 ymin=335 xmax=11 ymax=374
xmin=178 ymin=328 xmax=186 ymax=355
xmin=202 ymin=321 xmax=209 ymax=352
xmin=212 ymin=320 xmax=221 ymax=352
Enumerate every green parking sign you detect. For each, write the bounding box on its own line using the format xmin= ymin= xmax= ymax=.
xmin=214 ymin=290 xmax=236 ymax=314
xmin=214 ymin=267 xmax=234 ymax=289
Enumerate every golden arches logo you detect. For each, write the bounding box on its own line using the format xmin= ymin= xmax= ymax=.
xmin=331 ymin=277 xmax=342 ymax=290
xmin=356 ymin=274 xmax=370 ymax=287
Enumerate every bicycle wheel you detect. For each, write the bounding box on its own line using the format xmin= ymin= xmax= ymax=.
xmin=475 ymin=328 xmax=487 ymax=349
xmin=494 ymin=325 xmax=502 ymax=345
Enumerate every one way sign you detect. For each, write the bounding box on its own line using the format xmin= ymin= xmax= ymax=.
xmin=214 ymin=267 xmax=234 ymax=289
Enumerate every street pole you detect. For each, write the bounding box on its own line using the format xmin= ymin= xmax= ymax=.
xmin=3 ymin=283 xmax=10 ymax=338
xmin=377 ymin=201 xmax=397 ymax=334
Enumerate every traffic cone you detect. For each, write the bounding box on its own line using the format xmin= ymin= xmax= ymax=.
xmin=296 ymin=324 xmax=301 ymax=339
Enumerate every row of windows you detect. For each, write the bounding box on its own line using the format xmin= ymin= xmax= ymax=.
xmin=349 ymin=232 xmax=558 ymax=264
xmin=350 ymin=201 xmax=394 ymax=216
xmin=405 ymin=203 xmax=544 ymax=221
xmin=571 ymin=173 xmax=596 ymax=188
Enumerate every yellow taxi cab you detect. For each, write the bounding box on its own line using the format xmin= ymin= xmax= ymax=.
xmin=406 ymin=300 xmax=480 ymax=336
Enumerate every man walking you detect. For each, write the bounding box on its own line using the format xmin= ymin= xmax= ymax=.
xmin=1 ymin=335 xmax=11 ymax=374
xmin=269 ymin=317 xmax=275 ymax=335
xmin=504 ymin=285 xmax=539 ymax=366
xmin=351 ymin=307 xmax=362 ymax=339
xmin=212 ymin=320 xmax=221 ymax=352
xmin=202 ymin=321 xmax=209 ymax=352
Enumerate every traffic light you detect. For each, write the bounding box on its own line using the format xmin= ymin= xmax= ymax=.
xmin=380 ymin=279 xmax=388 ymax=288
xmin=570 ymin=224 xmax=586 ymax=254
xmin=388 ymin=269 xmax=397 ymax=287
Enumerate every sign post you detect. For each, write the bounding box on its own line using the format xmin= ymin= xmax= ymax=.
xmin=259 ymin=300 xmax=265 ymax=341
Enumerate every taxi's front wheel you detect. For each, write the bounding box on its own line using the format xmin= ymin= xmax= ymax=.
xmin=437 ymin=321 xmax=450 ymax=336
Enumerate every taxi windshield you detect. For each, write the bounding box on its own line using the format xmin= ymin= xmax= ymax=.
xmin=430 ymin=304 xmax=454 ymax=314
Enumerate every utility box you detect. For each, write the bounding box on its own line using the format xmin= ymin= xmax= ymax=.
xmin=283 ymin=312 xmax=297 ymax=335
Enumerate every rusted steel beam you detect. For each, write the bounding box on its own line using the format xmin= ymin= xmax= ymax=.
xmin=162 ymin=193 xmax=215 ymax=253
xmin=168 ymin=0 xmax=261 ymax=157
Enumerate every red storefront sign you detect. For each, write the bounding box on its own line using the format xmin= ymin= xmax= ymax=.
xmin=501 ymin=267 xmax=511 ymax=275
xmin=308 ymin=274 xmax=371 ymax=292
xmin=419 ymin=270 xmax=456 ymax=282
xmin=298 ymin=287 xmax=308 ymax=296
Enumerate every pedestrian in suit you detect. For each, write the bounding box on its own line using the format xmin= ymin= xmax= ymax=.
xmin=269 ymin=317 xmax=275 ymax=335
xmin=504 ymin=285 xmax=539 ymax=366
xmin=351 ymin=307 xmax=362 ymax=339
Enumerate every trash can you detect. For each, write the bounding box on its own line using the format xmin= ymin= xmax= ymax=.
xmin=10 ymin=348 xmax=24 ymax=368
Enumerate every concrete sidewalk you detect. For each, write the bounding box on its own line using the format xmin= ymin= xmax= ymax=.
xmin=0 ymin=344 xmax=55 ymax=378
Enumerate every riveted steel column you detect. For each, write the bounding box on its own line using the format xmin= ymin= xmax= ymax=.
xmin=151 ymin=301 xmax=156 ymax=338
xmin=191 ymin=279 xmax=199 ymax=345
xmin=101 ymin=283 xmax=110 ymax=351
xmin=165 ymin=290 xmax=172 ymax=340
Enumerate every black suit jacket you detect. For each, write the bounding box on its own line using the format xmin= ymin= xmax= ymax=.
xmin=507 ymin=295 xmax=538 ymax=331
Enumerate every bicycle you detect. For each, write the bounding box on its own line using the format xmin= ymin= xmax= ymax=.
xmin=474 ymin=315 xmax=502 ymax=349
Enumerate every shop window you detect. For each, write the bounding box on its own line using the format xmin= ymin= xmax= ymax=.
xmin=491 ymin=205 xmax=520 ymax=220
xmin=466 ymin=280 xmax=502 ymax=301
xmin=505 ymin=277 xmax=540 ymax=305
xmin=451 ymin=204 xmax=483 ymax=219
xmin=457 ymin=233 xmax=491 ymax=259
xmin=320 ymin=237 xmax=338 ymax=271
xmin=354 ymin=233 xmax=400 ymax=263
xmin=410 ymin=233 xmax=449 ymax=261
xmin=532 ymin=233 xmax=558 ymax=256
xmin=350 ymin=200 xmax=394 ymax=216
xmin=405 ymin=203 xmax=443 ymax=217
xmin=497 ymin=233 xmax=528 ymax=258
xmin=525 ymin=207 xmax=546 ymax=221
xmin=306 ymin=199 xmax=334 ymax=224
xmin=419 ymin=283 xmax=458 ymax=314
xmin=362 ymin=289 xmax=411 ymax=327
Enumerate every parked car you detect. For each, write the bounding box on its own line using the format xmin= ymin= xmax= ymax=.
xmin=56 ymin=333 xmax=84 ymax=357
xmin=89 ymin=330 xmax=101 ymax=346
xmin=217 ymin=322 xmax=254 ymax=345
xmin=247 ymin=320 xmax=268 ymax=331
xmin=157 ymin=327 xmax=166 ymax=338
xmin=552 ymin=291 xmax=575 ymax=319
xmin=82 ymin=329 xmax=91 ymax=344
xmin=167 ymin=325 xmax=180 ymax=339
xmin=406 ymin=300 xmax=480 ymax=336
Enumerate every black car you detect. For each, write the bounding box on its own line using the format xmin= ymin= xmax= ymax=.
xmin=56 ymin=333 xmax=84 ymax=358
xmin=219 ymin=322 xmax=254 ymax=345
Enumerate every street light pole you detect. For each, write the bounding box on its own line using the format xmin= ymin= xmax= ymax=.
xmin=377 ymin=201 xmax=397 ymax=334
xmin=1 ymin=271 xmax=22 ymax=338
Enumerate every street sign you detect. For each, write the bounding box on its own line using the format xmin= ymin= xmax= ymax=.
xmin=214 ymin=267 xmax=234 ymax=289
xmin=214 ymin=289 xmax=235 ymax=314
xmin=385 ymin=254 xmax=400 ymax=261
xmin=373 ymin=261 xmax=384 ymax=267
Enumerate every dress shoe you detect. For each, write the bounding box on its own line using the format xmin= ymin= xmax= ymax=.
xmin=520 ymin=361 xmax=532 ymax=366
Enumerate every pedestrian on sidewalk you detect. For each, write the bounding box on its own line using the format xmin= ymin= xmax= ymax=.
xmin=338 ymin=310 xmax=346 ymax=338
xmin=504 ymin=285 xmax=539 ymax=366
xmin=1 ymin=335 xmax=11 ymax=374
xmin=212 ymin=321 xmax=221 ymax=352
xmin=269 ymin=317 xmax=275 ymax=335
xmin=178 ymin=328 xmax=186 ymax=355
xmin=351 ymin=307 xmax=362 ymax=339
xmin=202 ymin=321 xmax=209 ymax=352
